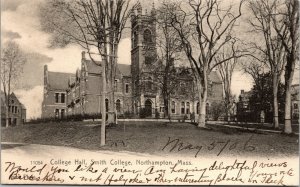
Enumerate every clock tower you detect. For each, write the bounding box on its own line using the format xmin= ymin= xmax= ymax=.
xmin=131 ymin=3 xmax=157 ymax=115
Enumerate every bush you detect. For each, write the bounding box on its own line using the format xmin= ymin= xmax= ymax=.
xmin=210 ymin=102 xmax=225 ymax=121
xmin=28 ymin=113 xmax=102 ymax=124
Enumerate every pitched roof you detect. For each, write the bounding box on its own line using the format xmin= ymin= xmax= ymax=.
xmin=84 ymin=59 xmax=102 ymax=74
xmin=118 ymin=64 xmax=131 ymax=76
xmin=48 ymin=71 xmax=73 ymax=91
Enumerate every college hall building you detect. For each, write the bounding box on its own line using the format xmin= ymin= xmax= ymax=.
xmin=41 ymin=5 xmax=223 ymax=119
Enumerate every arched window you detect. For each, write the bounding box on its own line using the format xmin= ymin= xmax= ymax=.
xmin=171 ymin=101 xmax=176 ymax=114
xmin=196 ymin=102 xmax=200 ymax=114
xmin=147 ymin=77 xmax=152 ymax=90
xmin=186 ymin=102 xmax=190 ymax=114
xmin=133 ymin=31 xmax=138 ymax=47
xmin=143 ymin=29 xmax=152 ymax=43
xmin=116 ymin=99 xmax=121 ymax=113
xmin=181 ymin=102 xmax=185 ymax=114
xmin=105 ymin=99 xmax=109 ymax=112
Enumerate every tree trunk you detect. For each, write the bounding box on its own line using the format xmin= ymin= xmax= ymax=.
xmin=284 ymin=55 xmax=295 ymax=134
xmin=272 ymin=77 xmax=279 ymax=129
xmin=197 ymin=74 xmax=208 ymax=128
xmin=284 ymin=84 xmax=292 ymax=134
xmin=163 ymin=96 xmax=169 ymax=118
xmin=5 ymin=106 xmax=9 ymax=128
xmin=101 ymin=60 xmax=106 ymax=146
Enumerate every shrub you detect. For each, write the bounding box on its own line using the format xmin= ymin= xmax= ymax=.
xmin=210 ymin=102 xmax=225 ymax=121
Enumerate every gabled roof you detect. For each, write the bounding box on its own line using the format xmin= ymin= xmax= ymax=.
xmin=0 ymin=91 xmax=26 ymax=109
xmin=48 ymin=71 xmax=73 ymax=91
xmin=84 ymin=59 xmax=102 ymax=74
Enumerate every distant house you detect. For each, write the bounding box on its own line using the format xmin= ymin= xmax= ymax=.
xmin=1 ymin=92 xmax=26 ymax=126
xmin=237 ymin=90 xmax=252 ymax=122
xmin=41 ymin=65 xmax=73 ymax=119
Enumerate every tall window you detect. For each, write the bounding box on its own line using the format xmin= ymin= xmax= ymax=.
xmin=114 ymin=80 xmax=118 ymax=90
xmin=147 ymin=77 xmax=152 ymax=90
xmin=116 ymin=99 xmax=121 ymax=113
xmin=125 ymin=84 xmax=129 ymax=93
xmin=181 ymin=102 xmax=185 ymax=114
xmin=15 ymin=106 xmax=18 ymax=114
xmin=55 ymin=93 xmax=59 ymax=103
xmin=133 ymin=31 xmax=138 ymax=47
xmin=196 ymin=102 xmax=200 ymax=114
xmin=105 ymin=99 xmax=109 ymax=112
xmin=143 ymin=29 xmax=152 ymax=43
xmin=186 ymin=102 xmax=190 ymax=114
xmin=61 ymin=93 xmax=65 ymax=103
xmin=171 ymin=101 xmax=176 ymax=114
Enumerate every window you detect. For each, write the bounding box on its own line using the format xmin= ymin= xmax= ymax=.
xmin=61 ymin=93 xmax=65 ymax=103
xmin=144 ymin=29 xmax=152 ymax=43
xmin=147 ymin=77 xmax=152 ymax=90
xmin=105 ymin=99 xmax=109 ymax=112
xmin=181 ymin=102 xmax=185 ymax=114
xmin=196 ymin=102 xmax=200 ymax=114
xmin=125 ymin=84 xmax=129 ymax=93
xmin=61 ymin=109 xmax=65 ymax=118
xmin=171 ymin=101 xmax=176 ymax=114
xmin=55 ymin=93 xmax=59 ymax=103
xmin=55 ymin=109 xmax=59 ymax=118
xmin=11 ymin=100 xmax=14 ymax=104
xmin=116 ymin=99 xmax=121 ymax=113
xmin=114 ymin=80 xmax=118 ymax=90
xmin=14 ymin=106 xmax=18 ymax=114
xmin=186 ymin=102 xmax=190 ymax=114
xmin=133 ymin=31 xmax=138 ymax=47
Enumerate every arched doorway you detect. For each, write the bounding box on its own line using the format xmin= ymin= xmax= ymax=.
xmin=116 ymin=99 xmax=121 ymax=113
xmin=145 ymin=99 xmax=152 ymax=117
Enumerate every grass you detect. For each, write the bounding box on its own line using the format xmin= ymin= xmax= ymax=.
xmin=1 ymin=121 xmax=299 ymax=158
xmin=212 ymin=121 xmax=299 ymax=132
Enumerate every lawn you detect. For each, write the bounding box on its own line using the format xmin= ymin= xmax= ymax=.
xmin=1 ymin=121 xmax=299 ymax=158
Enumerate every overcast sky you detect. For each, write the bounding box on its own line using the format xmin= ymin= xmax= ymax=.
xmin=1 ymin=0 xmax=298 ymax=119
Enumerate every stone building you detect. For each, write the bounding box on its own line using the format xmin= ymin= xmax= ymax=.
xmin=41 ymin=5 xmax=223 ymax=119
xmin=41 ymin=65 xmax=72 ymax=118
xmin=1 ymin=92 xmax=26 ymax=126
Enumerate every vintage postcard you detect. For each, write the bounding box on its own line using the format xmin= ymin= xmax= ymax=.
xmin=1 ymin=0 xmax=299 ymax=185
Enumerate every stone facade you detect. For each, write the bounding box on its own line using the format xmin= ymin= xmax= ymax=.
xmin=41 ymin=5 xmax=224 ymax=119
xmin=41 ymin=65 xmax=72 ymax=118
xmin=1 ymin=92 xmax=26 ymax=126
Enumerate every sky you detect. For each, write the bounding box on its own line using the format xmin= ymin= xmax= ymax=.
xmin=1 ymin=0 xmax=298 ymax=119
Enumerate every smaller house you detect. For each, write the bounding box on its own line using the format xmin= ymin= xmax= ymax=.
xmin=1 ymin=92 xmax=26 ymax=126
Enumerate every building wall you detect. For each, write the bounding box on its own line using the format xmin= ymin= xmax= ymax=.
xmin=1 ymin=94 xmax=26 ymax=126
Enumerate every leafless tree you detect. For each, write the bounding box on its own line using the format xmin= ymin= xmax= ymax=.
xmin=153 ymin=3 xmax=183 ymax=118
xmin=215 ymin=41 xmax=239 ymax=122
xmin=248 ymin=0 xmax=287 ymax=129
xmin=165 ymin=0 xmax=246 ymax=127
xmin=40 ymin=0 xmax=131 ymax=145
xmin=271 ymin=0 xmax=299 ymax=133
xmin=1 ymin=41 xmax=26 ymax=127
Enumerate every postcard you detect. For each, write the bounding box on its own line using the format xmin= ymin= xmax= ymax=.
xmin=1 ymin=0 xmax=299 ymax=185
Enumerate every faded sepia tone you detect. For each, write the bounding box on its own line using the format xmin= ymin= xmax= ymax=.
xmin=1 ymin=0 xmax=299 ymax=185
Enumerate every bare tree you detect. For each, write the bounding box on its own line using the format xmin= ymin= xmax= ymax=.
xmin=248 ymin=0 xmax=287 ymax=129
xmin=1 ymin=41 xmax=26 ymax=127
xmin=153 ymin=3 xmax=183 ymax=118
xmin=40 ymin=0 xmax=131 ymax=145
xmin=165 ymin=0 xmax=246 ymax=127
xmin=271 ymin=0 xmax=299 ymax=133
xmin=215 ymin=41 xmax=239 ymax=122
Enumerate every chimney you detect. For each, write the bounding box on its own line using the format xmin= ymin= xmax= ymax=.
xmin=44 ymin=65 xmax=48 ymax=88
xmin=82 ymin=51 xmax=86 ymax=59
